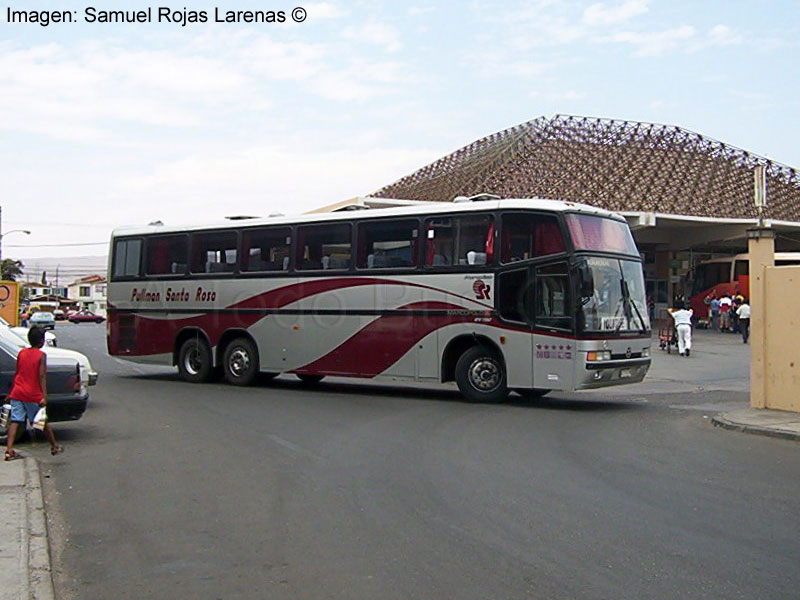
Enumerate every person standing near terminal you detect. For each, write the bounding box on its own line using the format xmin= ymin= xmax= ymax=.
xmin=4 ymin=327 xmax=63 ymax=461
xmin=708 ymin=294 xmax=720 ymax=331
xmin=736 ymin=299 xmax=751 ymax=343
xmin=668 ymin=304 xmax=694 ymax=357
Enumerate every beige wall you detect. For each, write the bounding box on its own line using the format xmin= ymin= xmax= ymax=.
xmin=763 ymin=265 xmax=800 ymax=411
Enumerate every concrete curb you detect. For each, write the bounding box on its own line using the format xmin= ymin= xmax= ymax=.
xmin=712 ymin=409 xmax=800 ymax=442
xmin=25 ymin=459 xmax=55 ymax=600
xmin=0 ymin=457 xmax=54 ymax=600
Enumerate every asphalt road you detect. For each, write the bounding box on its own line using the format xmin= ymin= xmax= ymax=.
xmin=27 ymin=323 xmax=800 ymax=600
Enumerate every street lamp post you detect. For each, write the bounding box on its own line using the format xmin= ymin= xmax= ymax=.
xmin=0 ymin=229 xmax=32 ymax=262
xmin=0 ymin=206 xmax=32 ymax=261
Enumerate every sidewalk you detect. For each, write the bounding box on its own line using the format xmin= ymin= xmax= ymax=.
xmin=0 ymin=456 xmax=54 ymax=600
xmin=712 ymin=408 xmax=800 ymax=441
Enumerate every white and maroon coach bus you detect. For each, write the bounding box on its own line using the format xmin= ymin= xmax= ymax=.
xmin=107 ymin=197 xmax=651 ymax=402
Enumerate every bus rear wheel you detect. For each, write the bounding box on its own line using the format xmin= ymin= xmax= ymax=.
xmin=296 ymin=374 xmax=325 ymax=385
xmin=223 ymin=337 xmax=259 ymax=386
xmin=178 ymin=337 xmax=213 ymax=383
xmin=455 ymin=346 xmax=508 ymax=403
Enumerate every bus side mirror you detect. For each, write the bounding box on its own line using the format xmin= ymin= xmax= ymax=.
xmin=579 ymin=264 xmax=593 ymax=298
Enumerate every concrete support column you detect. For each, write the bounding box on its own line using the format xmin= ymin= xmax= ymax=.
xmin=747 ymin=228 xmax=775 ymax=409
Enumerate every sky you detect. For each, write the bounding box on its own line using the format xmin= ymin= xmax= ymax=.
xmin=1 ymin=0 xmax=799 ymax=266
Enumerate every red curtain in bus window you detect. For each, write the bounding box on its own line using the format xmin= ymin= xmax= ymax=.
xmin=356 ymin=227 xmax=368 ymax=267
xmin=149 ymin=238 xmax=169 ymax=274
xmin=424 ymin=225 xmax=435 ymax=266
xmin=500 ymin=225 xmax=512 ymax=263
xmin=485 ymin=221 xmax=495 ymax=263
xmin=534 ymin=220 xmax=565 ymax=256
xmin=241 ymin=232 xmax=252 ymax=270
xmin=295 ymin=229 xmax=306 ymax=265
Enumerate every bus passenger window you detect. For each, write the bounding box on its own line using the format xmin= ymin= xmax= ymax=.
xmin=112 ymin=239 xmax=142 ymax=279
xmin=501 ymin=214 xmax=565 ymax=263
xmin=146 ymin=235 xmax=188 ymax=276
xmin=241 ymin=228 xmax=291 ymax=272
xmin=191 ymin=231 xmax=238 ymax=274
xmin=296 ymin=223 xmax=352 ymax=271
xmin=357 ymin=219 xmax=418 ymax=269
xmin=424 ymin=214 xmax=493 ymax=267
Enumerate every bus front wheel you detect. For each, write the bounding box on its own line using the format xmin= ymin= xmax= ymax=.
xmin=223 ymin=337 xmax=259 ymax=386
xmin=455 ymin=346 xmax=508 ymax=403
xmin=178 ymin=337 xmax=213 ymax=383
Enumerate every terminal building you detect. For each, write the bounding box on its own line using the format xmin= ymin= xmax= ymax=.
xmin=319 ymin=114 xmax=800 ymax=317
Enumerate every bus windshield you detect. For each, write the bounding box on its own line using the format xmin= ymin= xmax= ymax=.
xmin=566 ymin=214 xmax=638 ymax=256
xmin=579 ymin=256 xmax=649 ymax=333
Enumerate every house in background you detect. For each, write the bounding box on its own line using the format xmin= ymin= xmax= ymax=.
xmin=67 ymin=275 xmax=108 ymax=315
xmin=21 ymin=282 xmax=68 ymax=299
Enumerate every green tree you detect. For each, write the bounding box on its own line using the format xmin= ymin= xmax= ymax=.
xmin=1 ymin=258 xmax=24 ymax=281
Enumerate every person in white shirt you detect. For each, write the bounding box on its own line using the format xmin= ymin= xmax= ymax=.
xmin=668 ymin=304 xmax=694 ymax=356
xmin=736 ymin=300 xmax=751 ymax=343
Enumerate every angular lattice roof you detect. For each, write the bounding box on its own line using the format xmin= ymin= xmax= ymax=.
xmin=371 ymin=114 xmax=800 ymax=222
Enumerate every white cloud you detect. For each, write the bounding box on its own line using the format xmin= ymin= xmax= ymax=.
xmin=305 ymin=3 xmax=347 ymax=19
xmin=529 ymin=90 xmax=586 ymax=101
xmin=605 ymin=25 xmax=696 ymax=56
xmin=707 ymin=25 xmax=743 ymax=46
xmin=342 ymin=21 xmax=403 ymax=53
xmin=408 ymin=6 xmax=435 ymax=17
xmin=583 ymin=0 xmax=649 ymax=25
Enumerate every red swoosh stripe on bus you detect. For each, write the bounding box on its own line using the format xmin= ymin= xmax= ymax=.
xmin=229 ymin=277 xmax=493 ymax=311
xmin=292 ymin=301 xmax=471 ymax=378
xmin=112 ymin=278 xmax=487 ymax=356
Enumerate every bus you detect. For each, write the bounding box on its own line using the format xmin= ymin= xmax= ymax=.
xmin=107 ymin=198 xmax=651 ymax=402
xmin=688 ymin=252 xmax=800 ymax=319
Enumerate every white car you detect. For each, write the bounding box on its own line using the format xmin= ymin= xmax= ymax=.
xmin=7 ymin=319 xmax=57 ymax=347
xmin=0 ymin=319 xmax=98 ymax=387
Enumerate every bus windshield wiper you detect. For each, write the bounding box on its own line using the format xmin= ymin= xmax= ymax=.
xmin=620 ymin=278 xmax=647 ymax=334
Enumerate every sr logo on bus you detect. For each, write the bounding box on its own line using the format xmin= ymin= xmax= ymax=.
xmin=472 ymin=279 xmax=491 ymax=300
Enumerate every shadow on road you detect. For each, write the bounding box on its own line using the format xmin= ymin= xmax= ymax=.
xmin=115 ymin=371 xmax=643 ymax=412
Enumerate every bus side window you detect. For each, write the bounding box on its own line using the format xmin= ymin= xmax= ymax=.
xmin=424 ymin=215 xmax=492 ymax=267
xmin=501 ymin=214 xmax=565 ymax=263
xmin=191 ymin=231 xmax=238 ymax=274
xmin=146 ymin=235 xmax=188 ymax=276
xmin=296 ymin=223 xmax=352 ymax=271
xmin=241 ymin=228 xmax=291 ymax=272
xmin=113 ymin=239 xmax=142 ymax=279
xmin=734 ymin=260 xmax=749 ymax=279
xmin=357 ymin=219 xmax=418 ymax=269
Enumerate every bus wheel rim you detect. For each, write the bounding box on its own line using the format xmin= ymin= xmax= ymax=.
xmin=184 ymin=347 xmax=203 ymax=375
xmin=468 ymin=358 xmax=501 ymax=392
xmin=228 ymin=348 xmax=250 ymax=377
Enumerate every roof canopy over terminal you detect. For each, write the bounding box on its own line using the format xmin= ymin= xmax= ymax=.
xmin=369 ymin=114 xmax=800 ymax=251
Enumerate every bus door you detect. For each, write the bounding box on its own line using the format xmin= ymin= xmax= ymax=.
xmin=531 ymin=262 xmax=575 ymax=391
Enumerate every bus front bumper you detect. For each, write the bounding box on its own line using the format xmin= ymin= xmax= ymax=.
xmin=577 ymin=358 xmax=651 ymax=389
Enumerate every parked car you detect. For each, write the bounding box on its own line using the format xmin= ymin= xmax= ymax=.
xmin=29 ymin=311 xmax=56 ymax=330
xmin=68 ymin=310 xmax=105 ymax=324
xmin=0 ymin=336 xmax=89 ymax=442
xmin=0 ymin=316 xmax=57 ymax=346
xmin=0 ymin=323 xmax=98 ymax=387
xmin=53 ymin=309 xmax=66 ymax=321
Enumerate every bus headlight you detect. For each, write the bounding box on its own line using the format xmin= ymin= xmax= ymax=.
xmin=642 ymin=347 xmax=650 ymax=358
xmin=587 ymin=351 xmax=612 ymax=362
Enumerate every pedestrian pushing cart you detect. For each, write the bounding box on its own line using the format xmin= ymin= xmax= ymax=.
xmin=657 ymin=317 xmax=677 ymax=353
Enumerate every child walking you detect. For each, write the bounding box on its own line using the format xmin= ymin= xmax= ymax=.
xmin=4 ymin=327 xmax=63 ymax=461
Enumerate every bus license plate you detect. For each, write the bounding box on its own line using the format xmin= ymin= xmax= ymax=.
xmin=620 ymin=368 xmax=632 ymax=378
